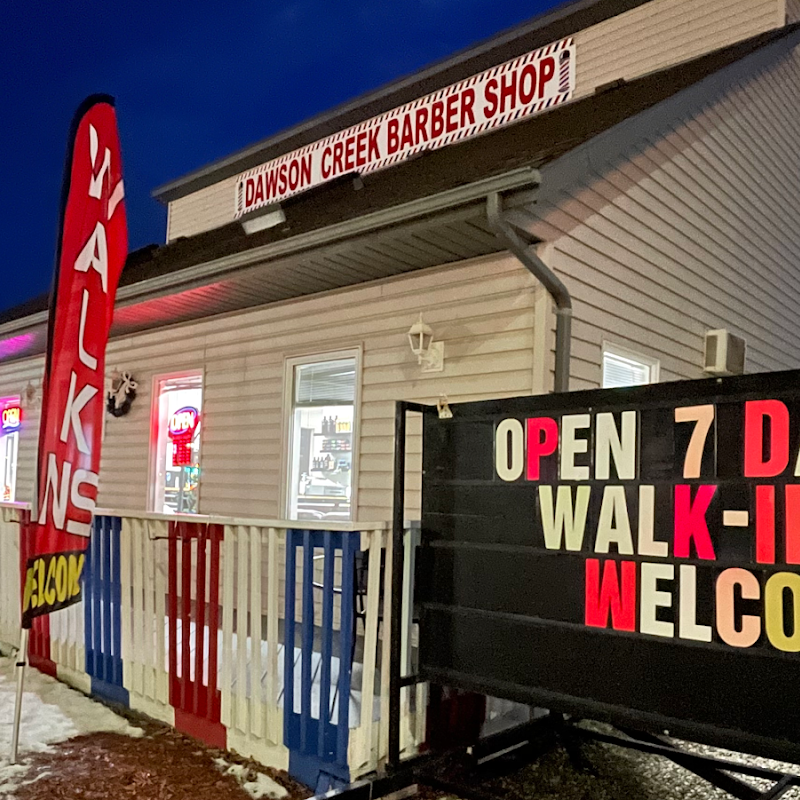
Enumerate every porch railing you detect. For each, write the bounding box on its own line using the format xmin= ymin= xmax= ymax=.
xmin=0 ymin=504 xmax=426 ymax=791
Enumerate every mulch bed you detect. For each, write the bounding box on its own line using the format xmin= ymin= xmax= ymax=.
xmin=10 ymin=716 xmax=312 ymax=800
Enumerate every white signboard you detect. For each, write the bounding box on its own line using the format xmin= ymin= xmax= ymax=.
xmin=235 ymin=36 xmax=576 ymax=217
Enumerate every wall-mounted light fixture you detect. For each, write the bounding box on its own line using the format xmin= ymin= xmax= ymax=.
xmin=240 ymin=203 xmax=286 ymax=235
xmin=407 ymin=314 xmax=444 ymax=373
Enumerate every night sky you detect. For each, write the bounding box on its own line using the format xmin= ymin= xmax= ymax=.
xmin=2 ymin=1 xmax=562 ymax=312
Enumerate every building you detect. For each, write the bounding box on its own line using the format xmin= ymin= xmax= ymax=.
xmin=1 ymin=0 xmax=800 ymax=787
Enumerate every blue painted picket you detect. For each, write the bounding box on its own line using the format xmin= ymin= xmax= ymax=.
xmin=284 ymin=529 xmax=359 ymax=793
xmin=84 ymin=515 xmax=128 ymax=706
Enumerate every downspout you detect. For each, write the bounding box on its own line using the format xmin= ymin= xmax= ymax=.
xmin=486 ymin=192 xmax=572 ymax=393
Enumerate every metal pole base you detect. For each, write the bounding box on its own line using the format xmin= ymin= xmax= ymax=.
xmin=10 ymin=627 xmax=29 ymax=764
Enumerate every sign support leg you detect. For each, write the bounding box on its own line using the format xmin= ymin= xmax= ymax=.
xmin=10 ymin=627 xmax=29 ymax=764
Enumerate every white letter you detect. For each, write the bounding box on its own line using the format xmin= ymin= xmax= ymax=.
xmin=679 ymin=565 xmax=712 ymax=642
xmin=539 ymin=485 xmax=590 ymax=550
xmin=640 ymin=562 xmax=674 ymax=638
xmin=74 ymin=222 xmax=108 ymax=292
xmin=594 ymin=486 xmax=634 ymax=555
xmin=88 ymin=124 xmax=111 ymax=199
xmin=37 ymin=455 xmax=71 ymax=531
xmin=77 ymin=288 xmax=97 ymax=370
xmin=560 ymin=414 xmax=590 ymax=480
xmin=60 ymin=371 xmax=99 ymax=454
xmin=595 ymin=411 xmax=636 ymax=480
xmin=67 ymin=469 xmax=99 ymax=537
xmin=495 ymin=419 xmax=524 ymax=481
xmin=637 ymin=485 xmax=668 ymax=557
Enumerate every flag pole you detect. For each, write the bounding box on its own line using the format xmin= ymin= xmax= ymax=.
xmin=10 ymin=627 xmax=29 ymax=763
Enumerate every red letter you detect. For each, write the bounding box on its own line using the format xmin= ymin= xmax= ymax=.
xmin=460 ymin=88 xmax=476 ymax=126
xmin=400 ymin=114 xmax=414 ymax=149
xmin=245 ymin=177 xmax=255 ymax=207
xmin=415 ymin=108 xmax=429 ymax=143
xmin=756 ymin=484 xmax=775 ymax=564
xmin=367 ymin=127 xmax=380 ymax=160
xmin=484 ymin=79 xmax=498 ymax=118
xmin=445 ymin=93 xmax=459 ymax=133
xmin=355 ymin=131 xmax=367 ymax=167
xmin=519 ymin=64 xmax=537 ymax=104
xmin=387 ymin=119 xmax=399 ymax=155
xmin=431 ymin=101 xmax=444 ymax=138
xmin=585 ymin=559 xmax=636 ymax=631
xmin=786 ymin=485 xmax=800 ymax=564
xmin=745 ymin=400 xmax=789 ymax=477
xmin=526 ymin=417 xmax=558 ymax=480
xmin=538 ymin=56 xmax=555 ymax=97
xmin=674 ymin=485 xmax=716 ymax=559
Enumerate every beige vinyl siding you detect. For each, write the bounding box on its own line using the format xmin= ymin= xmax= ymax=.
xmin=533 ymin=33 xmax=800 ymax=390
xmin=166 ymin=0 xmax=783 ymax=241
xmin=0 ymin=255 xmax=536 ymax=522
xmin=573 ymin=0 xmax=781 ymax=97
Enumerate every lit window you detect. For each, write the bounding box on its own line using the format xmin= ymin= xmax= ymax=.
xmin=286 ymin=354 xmax=358 ymax=521
xmin=602 ymin=345 xmax=659 ymax=388
xmin=0 ymin=397 xmax=20 ymax=502
xmin=150 ymin=373 xmax=203 ymax=514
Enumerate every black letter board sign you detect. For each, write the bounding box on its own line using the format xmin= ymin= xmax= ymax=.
xmin=418 ymin=370 xmax=800 ymax=761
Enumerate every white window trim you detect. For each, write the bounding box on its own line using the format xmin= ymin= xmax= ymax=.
xmin=147 ymin=368 xmax=206 ymax=513
xmin=281 ymin=347 xmax=363 ymax=522
xmin=601 ymin=342 xmax=660 ymax=387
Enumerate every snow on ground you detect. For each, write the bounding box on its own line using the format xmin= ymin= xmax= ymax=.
xmin=214 ymin=758 xmax=289 ymax=800
xmin=0 ymin=656 xmax=142 ymax=795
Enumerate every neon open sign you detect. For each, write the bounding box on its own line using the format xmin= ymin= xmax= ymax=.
xmin=2 ymin=405 xmax=21 ymax=432
xmin=168 ymin=406 xmax=199 ymax=438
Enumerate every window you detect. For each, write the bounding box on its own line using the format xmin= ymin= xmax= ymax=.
xmin=0 ymin=397 xmax=20 ymax=502
xmin=150 ymin=372 xmax=203 ymax=514
xmin=286 ymin=353 xmax=359 ymax=521
xmin=602 ymin=344 xmax=659 ymax=388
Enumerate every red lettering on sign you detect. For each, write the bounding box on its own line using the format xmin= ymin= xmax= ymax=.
xmin=245 ymin=178 xmax=255 ymax=207
xmin=526 ymin=417 xmax=558 ymax=481
xmin=355 ymin=131 xmax=367 ymax=168
xmin=344 ymin=134 xmax=355 ymax=171
xmin=367 ymin=127 xmax=380 ymax=160
xmin=585 ymin=559 xmax=636 ymax=631
xmin=538 ymin=56 xmax=555 ymax=97
xmin=387 ymin=118 xmax=400 ymax=155
xmin=431 ymin=101 xmax=444 ymax=138
xmin=445 ymin=93 xmax=459 ymax=133
xmin=744 ymin=399 xmax=789 ymax=477
xmin=786 ymin=485 xmax=800 ymax=564
xmin=756 ymin=484 xmax=776 ymax=564
xmin=460 ymin=88 xmax=476 ymax=126
xmin=499 ymin=71 xmax=517 ymax=113
xmin=333 ymin=141 xmax=345 ymax=175
xmin=400 ymin=114 xmax=414 ymax=149
xmin=674 ymin=485 xmax=717 ymax=559
xmin=519 ymin=64 xmax=537 ymax=104
xmin=484 ymin=78 xmax=498 ymax=118
xmin=321 ymin=146 xmax=333 ymax=179
xmin=415 ymin=108 xmax=429 ymax=144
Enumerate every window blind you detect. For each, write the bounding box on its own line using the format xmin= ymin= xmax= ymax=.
xmin=602 ymin=352 xmax=651 ymax=388
xmin=295 ymin=358 xmax=356 ymax=405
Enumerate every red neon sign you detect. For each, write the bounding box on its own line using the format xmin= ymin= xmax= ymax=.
xmin=168 ymin=406 xmax=199 ymax=467
xmin=2 ymin=405 xmax=21 ymax=432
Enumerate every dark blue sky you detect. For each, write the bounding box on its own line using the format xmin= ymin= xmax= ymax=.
xmin=1 ymin=0 xmax=562 ymax=312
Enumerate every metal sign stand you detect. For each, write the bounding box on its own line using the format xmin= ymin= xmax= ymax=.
xmin=9 ymin=626 xmax=29 ymax=764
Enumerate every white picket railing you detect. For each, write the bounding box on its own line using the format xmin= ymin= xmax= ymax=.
xmin=0 ymin=505 xmax=426 ymax=782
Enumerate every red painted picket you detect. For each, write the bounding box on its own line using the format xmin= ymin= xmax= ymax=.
xmin=168 ymin=520 xmax=225 ymax=748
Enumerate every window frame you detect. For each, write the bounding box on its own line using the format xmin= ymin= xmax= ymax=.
xmin=147 ymin=368 xmax=205 ymax=514
xmin=281 ymin=347 xmax=363 ymax=522
xmin=601 ymin=342 xmax=660 ymax=388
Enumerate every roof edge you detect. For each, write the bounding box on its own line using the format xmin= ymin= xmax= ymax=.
xmin=152 ymin=0 xmax=653 ymax=203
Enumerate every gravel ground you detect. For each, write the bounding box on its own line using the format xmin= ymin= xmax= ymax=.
xmin=416 ymin=722 xmax=800 ymax=800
